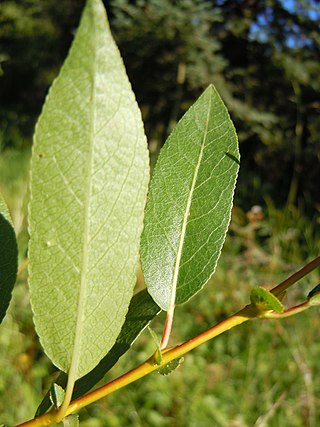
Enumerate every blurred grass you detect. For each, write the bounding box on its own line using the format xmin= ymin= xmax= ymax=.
xmin=0 ymin=149 xmax=319 ymax=426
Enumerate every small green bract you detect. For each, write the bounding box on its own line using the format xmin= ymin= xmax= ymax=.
xmin=250 ymin=287 xmax=284 ymax=312
xmin=50 ymin=383 xmax=65 ymax=409
xmin=158 ymin=357 xmax=184 ymax=376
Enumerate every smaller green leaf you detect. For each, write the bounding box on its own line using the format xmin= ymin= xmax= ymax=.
xmin=250 ymin=287 xmax=284 ymax=313
xmin=0 ymin=194 xmax=18 ymax=324
xmin=148 ymin=327 xmax=162 ymax=365
xmin=49 ymin=383 xmax=65 ymax=409
xmin=308 ymin=284 xmax=320 ymax=306
xmin=158 ymin=357 xmax=184 ymax=376
xmin=63 ymin=414 xmax=79 ymax=427
xmin=141 ymin=84 xmax=240 ymax=312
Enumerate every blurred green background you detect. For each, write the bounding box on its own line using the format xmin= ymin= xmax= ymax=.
xmin=0 ymin=0 xmax=319 ymax=425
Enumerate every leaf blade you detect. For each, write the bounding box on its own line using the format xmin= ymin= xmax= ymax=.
xmin=29 ymin=0 xmax=149 ymax=380
xmin=141 ymin=85 xmax=239 ymax=310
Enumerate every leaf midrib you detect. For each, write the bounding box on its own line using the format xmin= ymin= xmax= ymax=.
xmin=167 ymin=93 xmax=212 ymax=313
xmin=68 ymin=26 xmax=97 ymax=383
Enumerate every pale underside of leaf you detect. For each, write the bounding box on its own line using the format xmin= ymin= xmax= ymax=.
xmin=29 ymin=0 xmax=149 ymax=380
xmin=141 ymin=85 xmax=240 ymax=311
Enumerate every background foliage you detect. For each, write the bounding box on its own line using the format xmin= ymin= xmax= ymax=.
xmin=1 ymin=0 xmax=319 ymax=214
xmin=0 ymin=0 xmax=319 ymax=425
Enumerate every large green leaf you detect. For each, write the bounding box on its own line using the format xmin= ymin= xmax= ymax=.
xmin=28 ymin=0 xmax=149 ymax=381
xmin=35 ymin=289 xmax=161 ymax=416
xmin=0 ymin=194 xmax=18 ymax=324
xmin=141 ymin=85 xmax=239 ymax=311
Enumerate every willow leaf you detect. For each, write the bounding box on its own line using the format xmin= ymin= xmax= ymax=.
xmin=141 ymin=85 xmax=239 ymax=311
xmin=0 ymin=194 xmax=18 ymax=324
xmin=28 ymin=0 xmax=149 ymax=380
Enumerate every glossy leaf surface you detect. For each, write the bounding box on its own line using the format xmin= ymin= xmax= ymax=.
xmin=141 ymin=85 xmax=240 ymax=311
xmin=0 ymin=194 xmax=18 ymax=324
xmin=29 ymin=0 xmax=149 ymax=380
